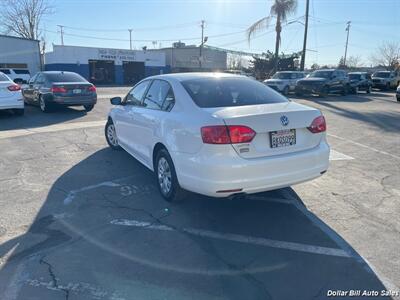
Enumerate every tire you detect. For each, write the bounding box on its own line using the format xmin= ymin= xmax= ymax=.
xmin=282 ymin=86 xmax=289 ymax=95
xmin=13 ymin=108 xmax=24 ymax=116
xmin=84 ymin=104 xmax=94 ymax=112
xmin=341 ymin=85 xmax=348 ymax=96
xmin=39 ymin=95 xmax=51 ymax=113
xmin=353 ymin=86 xmax=359 ymax=94
xmin=366 ymin=86 xmax=372 ymax=94
xmin=105 ymin=120 xmax=121 ymax=150
xmin=385 ymin=83 xmax=390 ymax=90
xmin=155 ymin=148 xmax=185 ymax=202
xmin=319 ymin=86 xmax=329 ymax=97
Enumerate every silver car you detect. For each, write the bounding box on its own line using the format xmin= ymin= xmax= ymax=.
xmin=264 ymin=71 xmax=306 ymax=95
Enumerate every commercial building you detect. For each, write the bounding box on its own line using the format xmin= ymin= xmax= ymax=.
xmin=0 ymin=34 xmax=41 ymax=75
xmin=160 ymin=42 xmax=227 ymax=73
xmin=45 ymin=45 xmax=169 ymax=85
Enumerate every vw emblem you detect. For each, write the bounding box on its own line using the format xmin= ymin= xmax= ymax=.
xmin=280 ymin=115 xmax=289 ymax=126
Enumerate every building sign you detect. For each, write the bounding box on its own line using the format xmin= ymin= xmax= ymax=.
xmin=98 ymin=49 xmax=136 ymax=62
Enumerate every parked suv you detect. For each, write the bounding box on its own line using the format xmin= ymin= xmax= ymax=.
xmin=348 ymin=72 xmax=372 ymax=94
xmin=263 ymin=71 xmax=306 ymax=95
xmin=371 ymin=71 xmax=400 ymax=90
xmin=0 ymin=68 xmax=31 ymax=84
xmin=295 ymin=69 xmax=350 ymax=97
xmin=22 ymin=71 xmax=97 ymax=112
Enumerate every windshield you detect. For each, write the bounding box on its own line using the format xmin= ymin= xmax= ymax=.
xmin=373 ymin=72 xmax=390 ymax=78
xmin=45 ymin=72 xmax=87 ymax=82
xmin=272 ymin=72 xmax=293 ymax=79
xmin=349 ymin=74 xmax=361 ymax=80
xmin=309 ymin=71 xmax=333 ymax=79
xmin=182 ymin=77 xmax=288 ymax=108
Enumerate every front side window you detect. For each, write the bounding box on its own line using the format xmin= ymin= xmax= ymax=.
xmin=125 ymin=80 xmax=150 ymax=106
xmin=143 ymin=80 xmax=174 ymax=111
xmin=182 ymin=77 xmax=288 ymax=108
xmin=36 ymin=74 xmax=45 ymax=84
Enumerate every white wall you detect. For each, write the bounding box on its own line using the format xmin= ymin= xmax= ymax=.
xmin=0 ymin=35 xmax=41 ymax=74
xmin=46 ymin=45 xmax=165 ymax=67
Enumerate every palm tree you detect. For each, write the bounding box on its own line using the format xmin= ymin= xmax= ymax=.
xmin=247 ymin=0 xmax=297 ymax=70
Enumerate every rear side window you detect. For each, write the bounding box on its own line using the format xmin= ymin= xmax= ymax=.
xmin=143 ymin=80 xmax=174 ymax=111
xmin=181 ymin=77 xmax=288 ymax=108
xmin=45 ymin=72 xmax=86 ymax=82
xmin=0 ymin=69 xmax=11 ymax=74
xmin=13 ymin=69 xmax=30 ymax=74
xmin=0 ymin=73 xmax=11 ymax=81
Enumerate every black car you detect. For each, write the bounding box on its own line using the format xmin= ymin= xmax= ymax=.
xmin=22 ymin=71 xmax=97 ymax=113
xmin=295 ymin=69 xmax=350 ymax=97
xmin=348 ymin=72 xmax=372 ymax=94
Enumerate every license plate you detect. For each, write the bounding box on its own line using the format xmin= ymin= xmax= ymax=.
xmin=270 ymin=129 xmax=296 ymax=148
xmin=72 ymin=89 xmax=82 ymax=94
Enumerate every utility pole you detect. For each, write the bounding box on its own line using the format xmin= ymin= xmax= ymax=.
xmin=343 ymin=21 xmax=351 ymax=66
xmin=199 ymin=20 xmax=205 ymax=69
xmin=128 ymin=29 xmax=133 ymax=50
xmin=57 ymin=25 xmax=64 ymax=46
xmin=300 ymin=0 xmax=309 ymax=71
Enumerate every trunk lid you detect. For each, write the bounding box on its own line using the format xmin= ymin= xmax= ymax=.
xmin=52 ymin=82 xmax=95 ymax=97
xmin=204 ymin=102 xmax=323 ymax=158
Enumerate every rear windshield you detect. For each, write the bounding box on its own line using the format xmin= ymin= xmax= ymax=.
xmin=181 ymin=77 xmax=288 ymax=108
xmin=309 ymin=71 xmax=333 ymax=79
xmin=13 ymin=69 xmax=30 ymax=74
xmin=45 ymin=72 xmax=86 ymax=82
xmin=373 ymin=72 xmax=390 ymax=78
xmin=349 ymin=74 xmax=361 ymax=80
xmin=0 ymin=73 xmax=11 ymax=81
xmin=0 ymin=69 xmax=11 ymax=74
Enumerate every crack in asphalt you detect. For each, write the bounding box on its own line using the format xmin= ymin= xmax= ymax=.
xmin=40 ymin=256 xmax=70 ymax=300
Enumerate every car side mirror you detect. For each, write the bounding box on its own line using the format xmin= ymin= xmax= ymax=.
xmin=110 ymin=97 xmax=122 ymax=105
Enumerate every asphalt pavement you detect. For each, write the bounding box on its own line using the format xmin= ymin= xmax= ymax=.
xmin=0 ymin=87 xmax=399 ymax=300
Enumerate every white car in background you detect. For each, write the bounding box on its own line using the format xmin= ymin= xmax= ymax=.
xmin=0 ymin=68 xmax=31 ymax=84
xmin=264 ymin=71 xmax=306 ymax=95
xmin=0 ymin=72 xmax=24 ymax=116
xmin=105 ymin=73 xmax=329 ymax=202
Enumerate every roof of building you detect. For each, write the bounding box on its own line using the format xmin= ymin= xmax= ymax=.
xmin=0 ymin=34 xmax=40 ymax=43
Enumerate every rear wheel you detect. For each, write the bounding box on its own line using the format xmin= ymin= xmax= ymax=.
xmin=366 ymin=85 xmax=372 ymax=94
xmin=13 ymin=108 xmax=24 ymax=116
xmin=105 ymin=120 xmax=121 ymax=150
xmin=353 ymin=86 xmax=359 ymax=94
xmin=341 ymin=85 xmax=348 ymax=96
xmin=84 ymin=104 xmax=94 ymax=112
xmin=155 ymin=148 xmax=185 ymax=202
xmin=39 ymin=95 xmax=51 ymax=113
xmin=282 ymin=86 xmax=289 ymax=95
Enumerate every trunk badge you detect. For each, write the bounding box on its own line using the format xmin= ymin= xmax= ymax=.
xmin=280 ymin=115 xmax=289 ymax=126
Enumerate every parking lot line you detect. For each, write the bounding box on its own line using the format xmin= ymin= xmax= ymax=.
xmin=328 ymin=133 xmax=400 ymax=160
xmin=110 ymin=219 xmax=351 ymax=258
xmin=0 ymin=120 xmax=105 ymax=139
xmin=329 ymin=149 xmax=354 ymax=161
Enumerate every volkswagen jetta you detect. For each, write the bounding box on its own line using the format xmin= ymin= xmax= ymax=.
xmin=105 ymin=73 xmax=330 ymax=202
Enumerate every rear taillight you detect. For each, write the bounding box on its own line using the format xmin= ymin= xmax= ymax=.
xmin=51 ymin=86 xmax=67 ymax=93
xmin=88 ymin=85 xmax=96 ymax=92
xmin=201 ymin=125 xmax=256 ymax=144
xmin=307 ymin=115 xmax=326 ymax=133
xmin=7 ymin=84 xmax=21 ymax=91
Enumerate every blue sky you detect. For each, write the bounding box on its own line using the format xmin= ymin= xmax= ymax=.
xmin=42 ymin=0 xmax=399 ymax=67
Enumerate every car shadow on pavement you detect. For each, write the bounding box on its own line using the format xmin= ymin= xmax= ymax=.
xmin=0 ymin=148 xmax=391 ymax=300
xmin=0 ymin=105 xmax=88 ymax=131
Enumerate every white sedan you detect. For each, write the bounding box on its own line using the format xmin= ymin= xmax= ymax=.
xmin=105 ymin=73 xmax=329 ymax=201
xmin=0 ymin=72 xmax=24 ymax=115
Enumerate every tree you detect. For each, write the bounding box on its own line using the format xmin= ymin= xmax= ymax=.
xmin=346 ymin=55 xmax=363 ymax=69
xmin=370 ymin=42 xmax=400 ymax=70
xmin=227 ymin=54 xmax=243 ymax=70
xmin=310 ymin=63 xmax=320 ymax=70
xmin=247 ymin=0 xmax=297 ymax=71
xmin=0 ymin=0 xmax=53 ymax=40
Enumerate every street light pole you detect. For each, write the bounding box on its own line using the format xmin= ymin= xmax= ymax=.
xmin=343 ymin=21 xmax=351 ymax=66
xmin=128 ymin=29 xmax=133 ymax=50
xmin=57 ymin=25 xmax=64 ymax=46
xmin=199 ymin=20 xmax=205 ymax=69
xmin=300 ymin=0 xmax=310 ymax=71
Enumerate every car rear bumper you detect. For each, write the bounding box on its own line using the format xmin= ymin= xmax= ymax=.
xmin=172 ymin=141 xmax=330 ymax=197
xmin=51 ymin=95 xmax=97 ymax=106
xmin=0 ymin=98 xmax=24 ymax=110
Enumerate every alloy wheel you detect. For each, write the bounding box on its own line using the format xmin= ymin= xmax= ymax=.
xmin=106 ymin=124 xmax=118 ymax=147
xmin=158 ymin=157 xmax=172 ymax=195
